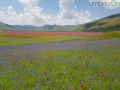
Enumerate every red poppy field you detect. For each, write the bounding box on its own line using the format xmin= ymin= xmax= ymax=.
xmin=3 ymin=30 xmax=103 ymax=37
xmin=0 ymin=30 xmax=104 ymax=46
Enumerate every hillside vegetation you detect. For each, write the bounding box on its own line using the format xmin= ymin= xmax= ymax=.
xmin=0 ymin=22 xmax=16 ymax=30
xmin=72 ymin=14 xmax=120 ymax=32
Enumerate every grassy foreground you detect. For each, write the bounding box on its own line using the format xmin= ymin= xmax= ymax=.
xmin=0 ymin=38 xmax=120 ymax=90
xmin=0 ymin=35 xmax=89 ymax=46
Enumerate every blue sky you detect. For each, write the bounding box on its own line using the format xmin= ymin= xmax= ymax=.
xmin=0 ymin=0 xmax=120 ymax=26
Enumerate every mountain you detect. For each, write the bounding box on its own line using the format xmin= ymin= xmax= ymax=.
xmin=1 ymin=13 xmax=120 ymax=32
xmin=35 ymin=24 xmax=67 ymax=31
xmin=11 ymin=25 xmax=37 ymax=30
xmin=0 ymin=22 xmax=16 ymax=30
xmin=63 ymin=25 xmax=81 ymax=30
xmin=0 ymin=22 xmax=79 ymax=31
xmin=0 ymin=23 xmax=40 ymax=30
xmin=36 ymin=24 xmax=80 ymax=31
xmin=72 ymin=14 xmax=120 ymax=32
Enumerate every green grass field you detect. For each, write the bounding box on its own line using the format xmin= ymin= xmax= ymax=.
xmin=0 ymin=35 xmax=89 ymax=46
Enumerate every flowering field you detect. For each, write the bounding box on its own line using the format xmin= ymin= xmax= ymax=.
xmin=0 ymin=30 xmax=103 ymax=46
xmin=3 ymin=31 xmax=103 ymax=37
xmin=0 ymin=38 xmax=120 ymax=90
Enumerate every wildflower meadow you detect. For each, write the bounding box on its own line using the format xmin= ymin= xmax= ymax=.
xmin=0 ymin=38 xmax=120 ymax=90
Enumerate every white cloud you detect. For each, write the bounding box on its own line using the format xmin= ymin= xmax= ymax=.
xmin=18 ymin=0 xmax=51 ymax=25
xmin=7 ymin=6 xmax=17 ymax=16
xmin=53 ymin=0 xmax=92 ymax=25
xmin=2 ymin=7 xmax=5 ymax=9
xmin=19 ymin=0 xmax=39 ymax=11
xmin=0 ymin=0 xmax=92 ymax=26
xmin=0 ymin=11 xmax=6 ymax=22
xmin=58 ymin=0 xmax=77 ymax=19
xmin=97 ymin=18 xmax=100 ymax=19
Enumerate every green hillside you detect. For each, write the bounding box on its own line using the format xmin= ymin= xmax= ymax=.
xmin=11 ymin=25 xmax=37 ymax=30
xmin=50 ymin=25 xmax=67 ymax=31
xmin=36 ymin=25 xmax=67 ymax=31
xmin=63 ymin=25 xmax=81 ymax=30
xmin=36 ymin=24 xmax=79 ymax=31
xmin=0 ymin=22 xmax=16 ymax=30
xmin=72 ymin=14 xmax=120 ymax=32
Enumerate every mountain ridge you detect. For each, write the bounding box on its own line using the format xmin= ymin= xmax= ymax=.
xmin=0 ymin=13 xmax=120 ymax=32
xmin=0 ymin=22 xmax=80 ymax=31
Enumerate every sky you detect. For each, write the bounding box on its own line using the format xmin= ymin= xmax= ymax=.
xmin=0 ymin=0 xmax=120 ymax=26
